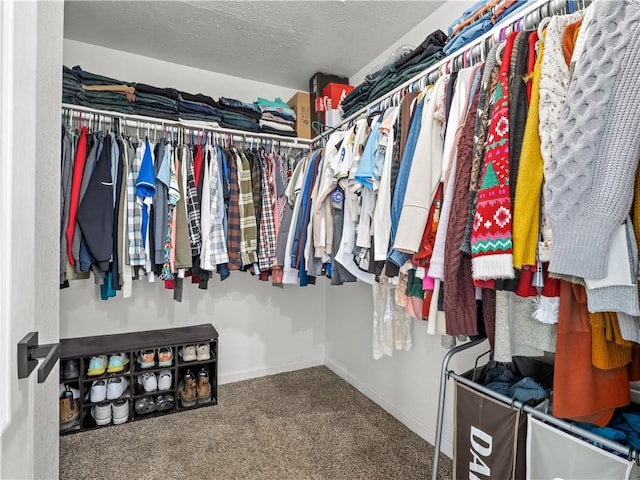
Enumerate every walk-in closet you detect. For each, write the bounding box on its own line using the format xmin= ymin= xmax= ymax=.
xmin=3 ymin=0 xmax=640 ymax=479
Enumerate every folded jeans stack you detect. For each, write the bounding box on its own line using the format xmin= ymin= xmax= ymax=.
xmin=341 ymin=30 xmax=447 ymax=118
xmin=134 ymin=91 xmax=180 ymax=121
xmin=178 ymin=97 xmax=223 ymax=123
xmin=443 ymin=0 xmax=530 ymax=56
xmin=217 ymin=97 xmax=261 ymax=132
xmin=68 ymin=65 xmax=135 ymax=114
xmin=62 ymin=66 xmax=82 ymax=105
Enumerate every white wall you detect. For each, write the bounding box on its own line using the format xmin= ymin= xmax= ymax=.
xmin=327 ymin=0 xmax=484 ymax=461
xmin=60 ymin=275 xmax=326 ymax=384
xmin=1 ymin=1 xmax=62 ymax=478
xmin=61 ymin=41 xmax=324 ymax=384
xmin=64 ymin=39 xmax=299 ymax=103
xmin=349 ymin=0 xmax=475 ymax=86
xmin=325 ymin=283 xmax=488 ymax=459
xmin=34 ymin=1 xmax=64 ymax=478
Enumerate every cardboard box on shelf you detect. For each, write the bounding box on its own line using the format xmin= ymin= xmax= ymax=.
xmin=322 ymin=83 xmax=355 ymax=111
xmin=324 ymin=109 xmax=343 ymax=128
xmin=286 ymin=92 xmax=311 ymax=139
xmin=309 ymin=72 xmax=349 ymax=125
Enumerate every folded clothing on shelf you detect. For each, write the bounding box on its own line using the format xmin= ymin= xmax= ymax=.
xmin=218 ymin=97 xmax=262 ymax=120
xmin=443 ymin=0 xmax=530 ymax=56
xmin=259 ymin=119 xmax=295 ymax=132
xmin=261 ymin=111 xmax=295 ymax=126
xmin=341 ymin=30 xmax=447 ymax=118
xmin=62 ymin=65 xmax=304 ymax=137
xmin=256 ymin=97 xmax=297 ymax=122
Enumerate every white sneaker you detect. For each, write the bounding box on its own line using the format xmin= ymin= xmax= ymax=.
xmin=180 ymin=345 xmax=197 ymax=362
xmin=157 ymin=347 xmax=173 ymax=367
xmin=106 ymin=377 xmax=129 ymax=400
xmin=90 ymin=380 xmax=107 ymax=403
xmin=137 ymin=373 xmax=157 ymax=393
xmin=157 ymin=370 xmax=172 ymax=391
xmin=196 ymin=343 xmax=211 ymax=361
xmin=91 ymin=401 xmax=111 ymax=426
xmin=112 ymin=399 xmax=129 ymax=425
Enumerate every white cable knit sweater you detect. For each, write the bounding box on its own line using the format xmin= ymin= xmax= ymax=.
xmin=545 ymin=0 xmax=640 ymax=280
xmin=537 ymin=10 xmax=584 ymax=263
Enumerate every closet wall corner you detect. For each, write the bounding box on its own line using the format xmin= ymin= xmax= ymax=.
xmin=60 ymin=40 xmax=328 ymax=386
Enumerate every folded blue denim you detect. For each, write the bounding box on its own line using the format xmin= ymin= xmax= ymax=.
xmin=446 ymin=0 xmax=488 ymax=35
xmin=135 ymin=92 xmax=178 ymax=110
xmin=393 ymin=30 xmax=447 ymax=72
xmin=177 ymin=112 xmax=222 ymax=123
xmin=72 ymin=65 xmax=129 ymax=86
xmin=76 ymin=99 xmax=134 ymax=114
xmin=133 ymin=107 xmax=179 ymax=121
xmin=494 ymin=0 xmax=530 ymax=25
xmin=135 ymin=83 xmax=179 ymax=100
xmin=443 ymin=11 xmax=494 ymax=56
xmin=178 ymin=100 xmax=223 ymax=117
xmin=63 ymin=66 xmax=81 ymax=81
xmin=220 ymin=120 xmax=260 ymax=132
xmin=218 ymin=105 xmax=261 ymax=120
xmin=76 ymin=90 xmax=131 ymax=104
xmin=220 ymin=110 xmax=259 ymax=124
xmin=179 ymin=91 xmax=218 ymax=107
xmin=219 ymin=97 xmax=262 ymax=115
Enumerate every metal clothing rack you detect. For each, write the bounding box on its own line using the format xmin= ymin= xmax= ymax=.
xmin=431 ymin=340 xmax=639 ymax=480
xmin=61 ymin=103 xmax=312 ymax=151
xmin=311 ymin=0 xmax=593 ymax=146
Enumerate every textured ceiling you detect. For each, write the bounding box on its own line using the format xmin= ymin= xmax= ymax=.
xmin=63 ymin=1 xmax=445 ymax=90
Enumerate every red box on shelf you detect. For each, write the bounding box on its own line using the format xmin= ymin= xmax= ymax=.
xmin=322 ymin=82 xmax=354 ymax=111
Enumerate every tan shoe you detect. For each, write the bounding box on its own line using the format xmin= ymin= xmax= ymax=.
xmin=197 ymin=368 xmax=211 ymax=404
xmin=179 ymin=371 xmax=197 ymax=407
xmin=59 ymin=389 xmax=79 ymax=431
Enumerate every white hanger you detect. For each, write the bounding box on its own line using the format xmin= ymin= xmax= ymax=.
xmin=538 ymin=16 xmax=552 ymax=38
xmin=495 ymin=42 xmax=506 ymax=66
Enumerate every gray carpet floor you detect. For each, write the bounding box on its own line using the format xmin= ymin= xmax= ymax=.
xmin=60 ymin=366 xmax=453 ymax=479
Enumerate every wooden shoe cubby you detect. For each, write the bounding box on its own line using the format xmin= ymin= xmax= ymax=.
xmin=59 ymin=324 xmax=218 ymax=435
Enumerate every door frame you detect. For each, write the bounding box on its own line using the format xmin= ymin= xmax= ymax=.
xmin=0 ymin=0 xmax=15 ymax=434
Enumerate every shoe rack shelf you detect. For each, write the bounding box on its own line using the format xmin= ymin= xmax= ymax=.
xmin=59 ymin=324 xmax=218 ymax=436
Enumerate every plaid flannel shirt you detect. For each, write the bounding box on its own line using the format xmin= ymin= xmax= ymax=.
xmin=185 ymin=146 xmax=202 ymax=256
xmin=204 ymin=145 xmax=229 ymax=266
xmin=247 ymin=149 xmax=263 ymax=227
xmin=127 ymin=141 xmax=146 ymax=266
xmin=225 ymin=149 xmax=243 ymax=270
xmin=236 ymin=149 xmax=259 ymax=266
xmin=257 ymin=152 xmax=277 ymax=270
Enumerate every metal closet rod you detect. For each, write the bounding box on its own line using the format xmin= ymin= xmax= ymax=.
xmin=430 ymin=339 xmax=637 ymax=480
xmin=61 ymin=103 xmax=312 ymax=150
xmin=311 ymin=0 xmax=588 ymax=144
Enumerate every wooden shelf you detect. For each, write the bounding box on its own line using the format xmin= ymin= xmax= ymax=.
xmin=60 ymin=324 xmax=218 ymax=436
xmin=61 ymin=324 xmax=218 ymax=359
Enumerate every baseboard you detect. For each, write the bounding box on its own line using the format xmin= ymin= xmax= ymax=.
xmin=219 ymin=357 xmax=324 ymax=385
xmin=324 ymin=358 xmax=454 ymax=459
